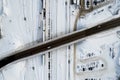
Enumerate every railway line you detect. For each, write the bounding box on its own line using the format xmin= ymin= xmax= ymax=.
xmin=0 ymin=17 xmax=120 ymax=69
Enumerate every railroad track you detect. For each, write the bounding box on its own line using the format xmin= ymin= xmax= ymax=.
xmin=0 ymin=17 xmax=120 ymax=69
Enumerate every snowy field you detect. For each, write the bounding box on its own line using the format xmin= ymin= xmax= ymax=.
xmin=0 ymin=0 xmax=120 ymax=80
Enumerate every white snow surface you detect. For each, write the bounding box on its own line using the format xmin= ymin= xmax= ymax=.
xmin=0 ymin=0 xmax=120 ymax=80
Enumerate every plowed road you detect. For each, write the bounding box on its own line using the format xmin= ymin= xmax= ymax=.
xmin=0 ymin=17 xmax=120 ymax=69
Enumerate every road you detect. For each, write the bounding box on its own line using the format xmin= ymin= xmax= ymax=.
xmin=0 ymin=17 xmax=120 ymax=69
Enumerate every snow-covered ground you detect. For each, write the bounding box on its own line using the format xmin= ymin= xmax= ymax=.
xmin=0 ymin=0 xmax=43 ymax=59
xmin=75 ymin=0 xmax=120 ymax=79
xmin=0 ymin=0 xmax=43 ymax=80
xmin=0 ymin=0 xmax=120 ymax=80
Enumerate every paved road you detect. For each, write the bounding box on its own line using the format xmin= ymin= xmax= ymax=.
xmin=0 ymin=17 xmax=120 ymax=69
